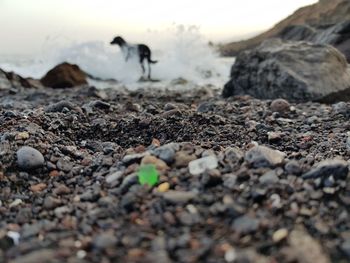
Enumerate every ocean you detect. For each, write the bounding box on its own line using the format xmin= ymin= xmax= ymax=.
xmin=0 ymin=26 xmax=234 ymax=90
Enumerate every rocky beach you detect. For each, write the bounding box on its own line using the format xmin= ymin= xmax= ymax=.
xmin=1 ymin=0 xmax=350 ymax=262
xmin=1 ymin=59 xmax=350 ymax=262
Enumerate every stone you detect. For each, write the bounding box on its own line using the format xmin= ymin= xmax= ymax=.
xmin=302 ymin=159 xmax=349 ymax=180
xmin=267 ymin=131 xmax=282 ymax=142
xmin=0 ymin=68 xmax=36 ymax=90
xmin=219 ymin=0 xmax=350 ymax=59
xmin=245 ymin=145 xmax=285 ymax=168
xmin=8 ymin=249 xmax=56 ymax=263
xmin=270 ymin=99 xmax=290 ymax=113
xmin=9 ymin=199 xmax=23 ymax=208
xmin=285 ymin=160 xmax=302 ymax=175
xmin=224 ymin=147 xmax=244 ymax=163
xmin=30 ymin=183 xmax=47 ymax=193
xmin=289 ymin=227 xmax=331 ymax=263
xmin=157 ymin=182 xmax=170 ymax=192
xmin=17 ymin=146 xmax=45 ymax=171
xmin=188 ymin=155 xmax=218 ymax=176
xmin=122 ymin=152 xmax=149 ymax=165
xmin=141 ymin=155 xmax=169 ymax=172
xmin=223 ymin=39 xmax=350 ymax=103
xmin=105 ymin=171 xmax=123 ymax=184
xmin=332 ymin=101 xmax=349 ymax=115
xmin=341 ymin=239 xmax=350 ymax=259
xmin=41 ymin=62 xmax=88 ymax=89
xmin=174 ymin=151 xmax=197 ymax=168
xmin=259 ymin=170 xmax=279 ymax=184
xmin=152 ymin=145 xmax=176 ymax=165
xmin=162 ymin=191 xmax=197 ymax=204
xmin=56 ymin=158 xmax=74 ymax=172
xmin=232 ymin=215 xmax=259 ymax=234
xmin=272 ymin=228 xmax=288 ymax=242
xmin=15 ymin=132 xmax=30 ymax=140
xmin=45 ymin=100 xmax=77 ymax=113
xmin=223 ymin=174 xmax=237 ymax=189
xmin=93 ymin=232 xmax=117 ymax=249
xmin=277 ymin=20 xmax=350 ymax=63
xmin=43 ymin=196 xmax=61 ymax=210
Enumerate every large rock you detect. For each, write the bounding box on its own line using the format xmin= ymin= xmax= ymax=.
xmin=41 ymin=62 xmax=88 ymax=89
xmin=222 ymin=39 xmax=350 ymax=103
xmin=220 ymin=0 xmax=350 ymax=56
xmin=278 ymin=21 xmax=350 ymax=62
xmin=0 ymin=68 xmax=39 ymax=90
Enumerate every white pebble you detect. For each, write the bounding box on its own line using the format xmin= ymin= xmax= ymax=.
xmin=9 ymin=199 xmax=23 ymax=208
xmin=188 ymin=155 xmax=218 ymax=176
xmin=7 ymin=231 xmax=20 ymax=245
xmin=225 ymin=248 xmax=237 ymax=262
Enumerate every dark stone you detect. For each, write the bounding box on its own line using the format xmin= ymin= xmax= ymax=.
xmin=17 ymin=146 xmax=45 ymax=171
xmin=232 ymin=215 xmax=259 ymax=234
xmin=302 ymin=159 xmax=349 ymax=180
xmin=223 ymin=39 xmax=350 ymax=103
xmin=41 ymin=62 xmax=88 ymax=89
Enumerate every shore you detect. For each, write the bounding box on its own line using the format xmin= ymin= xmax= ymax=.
xmin=0 ymin=84 xmax=350 ymax=262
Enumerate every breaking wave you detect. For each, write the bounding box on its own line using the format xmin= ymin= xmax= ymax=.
xmin=0 ymin=25 xmax=233 ymax=88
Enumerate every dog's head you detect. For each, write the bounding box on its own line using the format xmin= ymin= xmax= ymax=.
xmin=110 ymin=36 xmax=126 ymax=46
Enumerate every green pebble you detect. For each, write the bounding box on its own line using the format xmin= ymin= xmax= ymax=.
xmin=138 ymin=164 xmax=159 ymax=186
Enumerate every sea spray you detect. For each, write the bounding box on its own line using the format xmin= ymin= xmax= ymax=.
xmin=0 ymin=25 xmax=232 ymax=88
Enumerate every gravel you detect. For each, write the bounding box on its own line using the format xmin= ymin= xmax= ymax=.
xmin=0 ymin=85 xmax=350 ymax=262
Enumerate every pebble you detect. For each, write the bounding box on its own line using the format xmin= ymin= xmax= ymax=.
xmin=56 ymin=157 xmax=74 ymax=172
xmin=197 ymin=102 xmax=214 ymax=113
xmin=224 ymin=147 xmax=244 ymax=163
xmin=52 ymin=184 xmax=71 ymax=195
xmin=225 ymin=248 xmax=237 ymax=262
xmin=105 ymin=171 xmax=123 ymax=184
xmin=17 ymin=146 xmax=45 ymax=171
xmin=259 ymin=170 xmax=279 ymax=184
xmin=267 ymin=131 xmax=282 ymax=141
xmin=285 ymin=160 xmax=302 ymax=175
xmin=45 ymin=100 xmax=76 ymax=112
xmin=15 ymin=132 xmax=29 ymax=140
xmin=43 ymin=196 xmax=61 ymax=210
xmin=341 ymin=239 xmax=350 ymax=258
xmin=141 ymin=155 xmax=169 ymax=172
xmin=152 ymin=146 xmax=176 ymax=165
xmin=245 ymin=145 xmax=285 ymax=168
xmin=188 ymin=155 xmax=218 ymax=176
xmin=93 ymin=232 xmax=117 ymax=249
xmin=272 ymin=228 xmax=288 ymax=242
xmin=122 ymin=152 xmax=149 ymax=165
xmin=162 ymin=191 xmax=197 ymax=204
xmin=157 ymin=182 xmax=170 ymax=192
xmin=164 ymin=103 xmax=178 ymax=111
xmin=223 ymin=174 xmax=237 ymax=189
xmin=7 ymin=231 xmax=20 ymax=245
xmin=289 ymin=228 xmax=331 ymax=263
xmin=302 ymin=159 xmax=349 ymax=180
xmin=332 ymin=101 xmax=348 ymax=115
xmin=9 ymin=199 xmax=23 ymax=208
xmin=232 ymin=215 xmax=259 ymax=234
xmin=174 ymin=151 xmax=197 ymax=168
xmin=30 ymin=183 xmax=47 ymax=193
xmin=270 ymin=99 xmax=290 ymax=113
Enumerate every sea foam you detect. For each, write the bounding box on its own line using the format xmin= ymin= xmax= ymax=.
xmin=0 ymin=25 xmax=233 ymax=88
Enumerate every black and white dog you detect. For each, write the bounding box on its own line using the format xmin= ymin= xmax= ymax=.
xmin=110 ymin=36 xmax=157 ymax=80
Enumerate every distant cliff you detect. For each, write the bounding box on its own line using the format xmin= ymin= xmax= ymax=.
xmin=220 ymin=0 xmax=350 ymax=56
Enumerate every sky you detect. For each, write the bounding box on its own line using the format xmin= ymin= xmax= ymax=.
xmin=0 ymin=0 xmax=318 ymax=56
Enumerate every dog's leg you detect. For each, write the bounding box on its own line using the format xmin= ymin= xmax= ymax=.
xmin=147 ymin=61 xmax=151 ymax=80
xmin=125 ymin=51 xmax=130 ymax=61
xmin=140 ymin=57 xmax=145 ymax=77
